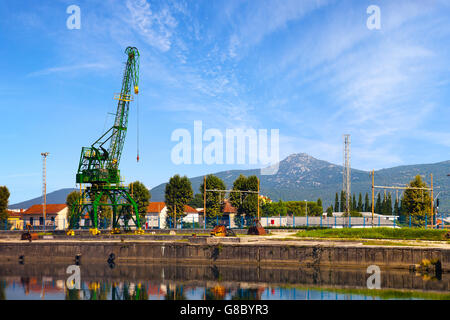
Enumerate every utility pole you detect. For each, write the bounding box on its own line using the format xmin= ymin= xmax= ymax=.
xmin=343 ymin=134 xmax=351 ymax=223
xmin=203 ymin=176 xmax=206 ymax=229
xmin=431 ymin=174 xmax=434 ymax=229
xmin=41 ymin=152 xmax=50 ymax=230
xmin=257 ymin=177 xmax=260 ymax=221
xmin=371 ymin=170 xmax=374 ymax=228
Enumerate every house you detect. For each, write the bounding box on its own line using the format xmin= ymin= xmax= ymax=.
xmin=146 ymin=202 xmax=167 ymax=229
xmin=182 ymin=205 xmax=200 ymax=226
xmin=22 ymin=204 xmax=68 ymax=230
xmin=222 ymin=199 xmax=238 ymax=228
xmin=6 ymin=209 xmax=24 ymax=230
xmin=145 ymin=202 xmax=199 ymax=229
xmin=197 ymin=199 xmax=239 ymax=227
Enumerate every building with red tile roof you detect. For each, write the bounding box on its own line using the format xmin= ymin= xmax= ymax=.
xmin=145 ymin=202 xmax=199 ymax=229
xmin=22 ymin=204 xmax=68 ymax=230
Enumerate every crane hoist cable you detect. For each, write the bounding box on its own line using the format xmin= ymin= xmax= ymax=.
xmin=137 ymin=93 xmax=140 ymax=162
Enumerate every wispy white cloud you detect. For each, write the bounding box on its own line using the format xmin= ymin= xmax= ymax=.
xmin=252 ymin=0 xmax=450 ymax=168
xmin=26 ymin=63 xmax=108 ymax=77
xmin=125 ymin=0 xmax=179 ymax=52
xmin=225 ymin=0 xmax=333 ymax=59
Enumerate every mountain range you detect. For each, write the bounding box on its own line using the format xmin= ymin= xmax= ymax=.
xmin=9 ymin=153 xmax=450 ymax=213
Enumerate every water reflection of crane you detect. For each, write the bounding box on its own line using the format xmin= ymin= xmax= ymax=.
xmin=111 ymin=282 xmax=148 ymax=300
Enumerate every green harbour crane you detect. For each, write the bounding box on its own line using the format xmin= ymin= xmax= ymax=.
xmin=69 ymin=46 xmax=143 ymax=235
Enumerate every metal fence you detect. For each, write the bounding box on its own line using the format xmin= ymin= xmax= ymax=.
xmin=0 ymin=214 xmax=447 ymax=231
xmin=0 ymin=218 xmax=68 ymax=231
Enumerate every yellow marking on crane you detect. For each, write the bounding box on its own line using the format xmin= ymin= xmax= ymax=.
xmin=113 ymin=93 xmax=133 ymax=101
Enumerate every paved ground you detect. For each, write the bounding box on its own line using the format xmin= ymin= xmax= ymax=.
xmin=247 ymin=231 xmax=450 ymax=248
xmin=1 ymin=231 xmax=449 ymax=249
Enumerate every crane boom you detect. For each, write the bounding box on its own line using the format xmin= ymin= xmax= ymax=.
xmin=107 ymin=46 xmax=139 ymax=169
xmin=76 ymin=47 xmax=139 ymax=184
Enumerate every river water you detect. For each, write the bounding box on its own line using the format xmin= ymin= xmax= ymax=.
xmin=0 ymin=262 xmax=448 ymax=300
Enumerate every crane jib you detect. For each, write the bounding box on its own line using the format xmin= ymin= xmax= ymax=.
xmin=76 ymin=46 xmax=139 ymax=185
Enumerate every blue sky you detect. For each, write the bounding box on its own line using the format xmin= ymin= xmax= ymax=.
xmin=1 ymin=0 xmax=450 ymax=204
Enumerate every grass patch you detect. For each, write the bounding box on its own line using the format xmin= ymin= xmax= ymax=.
xmin=278 ymin=284 xmax=450 ymax=300
xmin=321 ymin=287 xmax=450 ymax=300
xmin=295 ymin=227 xmax=449 ymax=241
xmin=264 ymin=226 xmax=329 ymax=230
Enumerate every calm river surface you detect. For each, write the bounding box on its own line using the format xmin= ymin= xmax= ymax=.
xmin=0 ymin=262 xmax=448 ymax=300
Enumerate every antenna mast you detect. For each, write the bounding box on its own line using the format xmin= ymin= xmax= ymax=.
xmin=343 ymin=134 xmax=351 ymax=219
xmin=41 ymin=152 xmax=50 ymax=227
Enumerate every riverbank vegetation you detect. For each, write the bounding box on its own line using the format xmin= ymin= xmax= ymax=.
xmin=295 ymin=227 xmax=450 ymax=241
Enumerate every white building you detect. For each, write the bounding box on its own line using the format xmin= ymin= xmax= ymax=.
xmin=145 ymin=202 xmax=199 ymax=229
xmin=22 ymin=204 xmax=68 ymax=230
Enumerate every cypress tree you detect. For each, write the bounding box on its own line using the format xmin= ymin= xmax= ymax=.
xmin=357 ymin=193 xmax=363 ymax=212
xmin=381 ymin=192 xmax=387 ymax=214
xmin=364 ymin=193 xmax=370 ymax=212
xmin=375 ymin=193 xmax=382 ymax=214
xmin=340 ymin=191 xmax=345 ymax=212
xmin=334 ymin=193 xmax=339 ymax=212
xmin=317 ymin=198 xmax=323 ymax=213
xmin=387 ymin=193 xmax=393 ymax=215
xmin=394 ymin=198 xmax=399 ymax=216
xmin=352 ymin=194 xmax=357 ymax=211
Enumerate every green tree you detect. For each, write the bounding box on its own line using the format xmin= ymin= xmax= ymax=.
xmin=129 ymin=181 xmax=151 ymax=221
xmin=357 ymin=193 xmax=363 ymax=212
xmin=340 ymin=190 xmax=345 ymax=212
xmin=401 ymin=175 xmax=432 ymax=227
xmin=229 ymin=175 xmax=259 ymax=225
xmin=199 ymin=174 xmax=226 ymax=218
xmin=352 ymin=194 xmax=357 ymax=211
xmin=230 ymin=174 xmax=247 ymax=215
xmin=262 ymin=200 xmax=288 ymax=217
xmin=98 ymin=194 xmax=112 ymax=223
xmin=285 ymin=201 xmax=322 ymax=217
xmin=364 ymin=193 xmax=370 ymax=212
xmin=241 ymin=175 xmax=259 ymax=218
xmin=165 ymin=174 xmax=194 ymax=228
xmin=317 ymin=198 xmax=323 ymax=213
xmin=0 ymin=186 xmax=10 ymax=221
xmin=375 ymin=193 xmax=381 ymax=214
xmin=326 ymin=206 xmax=333 ymax=217
xmin=387 ymin=193 xmax=393 ymax=215
xmin=334 ymin=192 xmax=339 ymax=212
xmin=394 ymin=198 xmax=399 ymax=216
xmin=275 ymin=200 xmax=288 ymax=216
xmin=66 ymin=190 xmax=81 ymax=227
xmin=188 ymin=193 xmax=204 ymax=208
